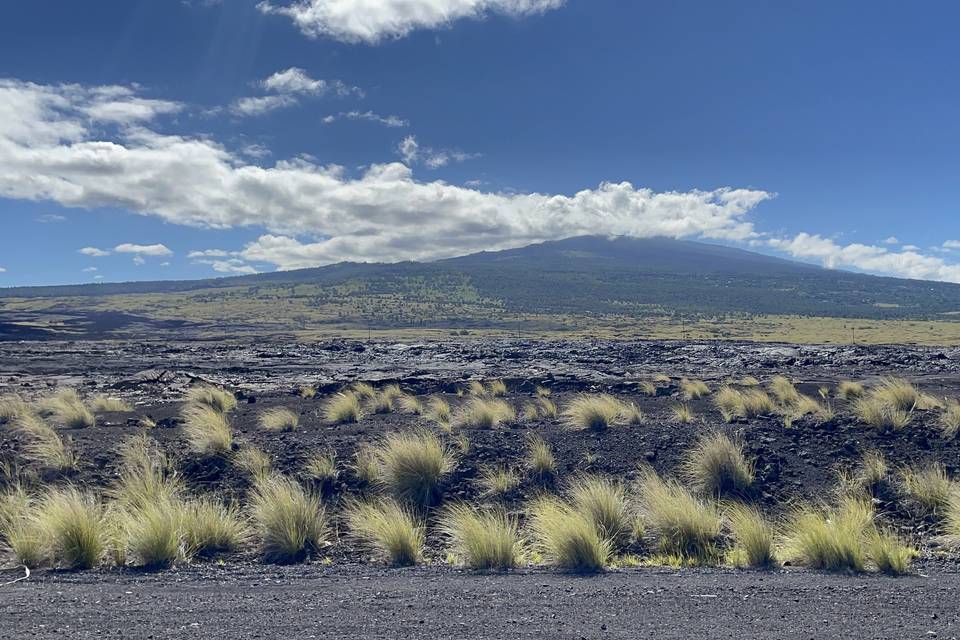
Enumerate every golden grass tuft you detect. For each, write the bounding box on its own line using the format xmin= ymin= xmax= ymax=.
xmin=110 ymin=434 xmax=182 ymax=511
xmin=453 ymin=397 xmax=515 ymax=430
xmin=181 ymin=498 xmax=248 ymax=557
xmin=682 ymin=431 xmax=754 ymax=497
xmin=782 ymin=496 xmax=873 ymax=571
xmin=374 ymin=430 xmax=455 ymax=506
xmin=857 ymin=450 xmax=888 ymax=492
xmin=351 ymin=381 xmax=377 ymax=399
xmin=38 ymin=388 xmax=95 ymax=429
xmin=681 ymin=379 xmax=710 ymax=400
xmin=561 ymin=394 xmax=623 ymax=431
xmin=324 ymin=392 xmax=362 ymax=424
xmin=636 ymin=467 xmax=722 ymax=564
xmin=425 ymin=397 xmax=451 ymax=426
xmin=854 ymin=396 xmax=913 ymax=432
xmin=866 ymin=528 xmax=916 ymax=575
xmin=182 ymin=404 xmax=234 ymax=455
xmin=40 ymin=487 xmax=105 ymax=570
xmin=940 ymin=399 xmax=960 ymax=439
xmin=249 ymin=474 xmax=329 ymax=563
xmin=234 ymin=446 xmax=273 ymax=483
xmin=527 ymin=496 xmax=611 ymax=573
xmin=90 ymin=395 xmax=133 ymax=413
xmin=768 ymin=375 xmax=800 ymax=406
xmin=259 ymin=407 xmax=299 ymax=432
xmin=184 ymin=385 xmax=237 ymax=413
xmin=637 ymin=381 xmax=657 ymax=397
xmin=724 ymin=502 xmax=776 ymax=568
xmin=398 ymin=394 xmax=424 ymax=415
xmin=298 ymin=385 xmax=317 ymax=399
xmin=836 ymin=380 xmax=865 ymax=400
xmin=438 ymin=503 xmax=523 ymax=570
xmin=620 ymin=402 xmax=646 ymax=426
xmin=11 ymin=411 xmax=77 ymax=471
xmin=526 ymin=434 xmax=557 ymax=482
xmin=125 ymin=498 xmax=184 ymax=567
xmin=352 ymin=443 xmax=381 ymax=485
xmin=872 ymin=377 xmax=921 ymax=411
xmin=900 ymin=463 xmax=954 ymax=514
xmin=713 ymin=386 xmax=745 ymax=422
xmin=367 ymin=384 xmax=403 ymax=414
xmin=486 ymin=380 xmax=508 ymax=397
xmin=303 ymin=449 xmax=338 ymax=486
xmin=742 ymin=390 xmax=776 ymax=417
xmin=535 ymin=385 xmax=552 ymax=398
xmin=478 ymin=465 xmax=520 ymax=497
xmin=0 ymin=393 xmax=28 ymax=423
xmin=345 ymin=498 xmax=424 ymax=565
xmin=671 ymin=403 xmax=696 ymax=424
xmin=538 ymin=397 xmax=558 ymax=419
xmin=567 ymin=475 xmax=630 ymax=546
xmin=520 ymin=402 xmax=539 ymax=422
xmin=466 ymin=380 xmax=486 ymax=396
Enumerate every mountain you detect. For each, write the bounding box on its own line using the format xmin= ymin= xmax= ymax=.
xmin=2 ymin=236 xmax=960 ymax=340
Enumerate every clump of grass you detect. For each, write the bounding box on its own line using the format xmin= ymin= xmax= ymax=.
xmin=535 ymin=385 xmax=552 ymax=398
xmin=324 ymin=393 xmax=362 ymax=424
xmin=681 ymin=379 xmax=710 ymax=400
xmin=793 ymin=395 xmax=835 ymax=423
xmin=527 ymin=496 xmax=611 ymax=572
xmin=454 ymin=432 xmax=471 ymax=455
xmin=352 ymin=444 xmax=381 ymax=485
xmin=682 ymin=431 xmax=754 ymax=497
xmin=298 ymin=385 xmax=317 ymax=399
xmin=351 ymin=381 xmax=377 ymax=399
xmin=671 ymin=403 xmax=696 ymax=424
xmin=783 ymin=497 xmax=876 ymax=571
xmin=111 ymin=434 xmax=182 ymax=511
xmin=182 ymin=404 xmax=233 ymax=455
xmin=636 ymin=467 xmax=722 ymax=564
xmin=713 ymin=386 xmax=745 ymax=422
xmin=866 ymin=528 xmax=916 ymax=575
xmin=526 ymin=434 xmax=557 ymax=482
xmin=0 ymin=393 xmax=28 ymax=423
xmin=40 ymin=487 xmax=105 ymax=570
xmin=303 ymin=450 xmax=338 ymax=487
xmin=259 ymin=407 xmax=299 ymax=432
xmin=854 ymin=396 xmax=913 ymax=432
xmin=478 ymin=465 xmax=520 ymax=497
xmin=562 ymin=394 xmax=623 ymax=431
xmin=90 ymin=395 xmax=132 ymax=413
xmin=425 ymin=397 xmax=451 ymax=426
xmin=439 ymin=503 xmax=523 ymax=570
xmin=38 ymin=388 xmax=95 ymax=429
xmin=538 ymin=397 xmax=558 ymax=419
xmin=6 ymin=513 xmax=48 ymax=568
xmin=453 ymin=397 xmax=515 ymax=429
xmin=520 ymin=402 xmax=539 ymax=422
xmin=768 ymin=376 xmax=800 ymax=406
xmin=900 ymin=463 xmax=954 ymax=514
xmin=737 ymin=376 xmax=760 ymax=387
xmin=945 ymin=494 xmax=960 ymax=540
xmin=836 ymin=380 xmax=865 ymax=400
xmin=11 ymin=411 xmax=77 ymax=471
xmin=857 ymin=450 xmax=888 ymax=493
xmin=125 ymin=497 xmax=185 ymax=567
xmin=567 ymin=475 xmax=630 ymax=546
xmin=0 ymin=484 xmax=29 ymax=541
xmin=374 ymin=430 xmax=455 ymax=507
xmin=184 ymin=385 xmax=237 ymax=414
xmin=249 ymin=475 xmax=328 ymax=563
xmin=398 ymin=394 xmax=423 ymax=415
xmin=466 ymin=381 xmax=486 ymax=396
xmin=620 ymin=402 xmax=646 ymax=426
xmin=486 ymin=380 xmax=508 ymax=397
xmin=939 ymin=399 xmax=960 ymax=439
xmin=873 ymin=377 xmax=921 ymax=411
xmin=742 ymin=390 xmax=776 ymax=417
xmin=344 ymin=498 xmax=423 ymax=565
xmin=181 ymin=498 xmax=248 ymax=557
xmin=234 ymin=446 xmax=273 ymax=483
xmin=637 ymin=381 xmax=657 ymax=397
xmin=724 ymin=503 xmax=776 ymax=568
xmin=367 ymin=384 xmax=403 ymax=414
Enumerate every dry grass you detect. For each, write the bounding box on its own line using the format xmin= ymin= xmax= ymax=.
xmin=637 ymin=381 xmax=657 ymax=397
xmin=945 ymin=494 xmax=960 ymax=540
xmin=398 ymin=394 xmax=424 ymax=415
xmin=182 ymin=404 xmax=234 ymax=455
xmin=521 ymin=402 xmax=539 ymax=422
xmin=486 ymin=380 xmax=508 ymax=397
xmin=259 ymin=407 xmax=299 ymax=432
xmin=620 ymin=402 xmax=646 ymax=426
xmin=538 ymin=398 xmax=558 ymax=419
xmin=857 ymin=450 xmax=889 ymax=493
xmin=453 ymin=397 xmax=515 ymax=430
xmin=782 ymin=497 xmax=873 ymax=571
xmin=562 ymin=394 xmax=623 ymax=431
xmin=681 ymin=379 xmax=710 ymax=400
xmin=713 ymin=386 xmax=745 ymax=422
xmin=527 ymin=496 xmax=611 ymax=573
xmin=38 ymin=388 xmax=95 ymax=429
xmin=671 ymin=403 xmax=696 ymax=424
xmin=682 ymin=431 xmax=754 ymax=497
xmin=873 ymin=377 xmax=921 ymax=411
xmin=425 ymin=397 xmax=451 ymax=426
xmin=374 ymin=430 xmax=455 ymax=507
xmin=39 ymin=487 xmax=105 ymax=569
xmin=303 ymin=450 xmax=338 ymax=487
xmin=234 ymin=446 xmax=273 ymax=483
xmin=438 ymin=503 xmax=523 ymax=570
xmin=792 ymin=395 xmax=835 ymax=423
xmin=478 ymin=465 xmax=520 ymax=497
xmin=940 ymin=399 xmax=960 ymax=439
xmin=11 ymin=411 xmax=77 ymax=471
xmin=89 ymin=395 xmax=133 ymax=413
xmin=836 ymin=380 xmax=865 ymax=400
xmin=351 ymin=382 xmax=377 ymax=400
xmin=298 ymin=385 xmax=317 ymax=399
xmin=854 ymin=396 xmax=913 ymax=432
xmin=535 ymin=385 xmax=552 ymax=397
xmin=526 ymin=434 xmax=557 ymax=482
xmin=567 ymin=475 xmax=630 ymax=546
xmin=125 ymin=498 xmax=184 ymax=567
xmin=724 ymin=502 xmax=777 ymax=568
xmin=768 ymin=376 xmax=800 ymax=406
xmin=181 ymin=498 xmax=248 ymax=557
xmin=184 ymin=385 xmax=237 ymax=413
xmin=900 ymin=463 xmax=954 ymax=514
xmin=249 ymin=474 xmax=328 ymax=563
xmin=0 ymin=393 xmax=28 ymax=423
xmin=367 ymin=384 xmax=404 ymax=414
xmin=466 ymin=381 xmax=486 ymax=396
xmin=345 ymin=498 xmax=424 ymax=565
xmin=110 ymin=434 xmax=182 ymax=511
xmin=352 ymin=444 xmax=381 ymax=485
xmin=866 ymin=528 xmax=916 ymax=575
xmin=636 ymin=467 xmax=722 ymax=564
xmin=324 ymin=393 xmax=362 ymax=424
xmin=736 ymin=376 xmax=760 ymax=387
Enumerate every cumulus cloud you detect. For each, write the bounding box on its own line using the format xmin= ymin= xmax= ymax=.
xmin=196 ymin=258 xmax=258 ymax=274
xmin=769 ymin=233 xmax=960 ymax=283
xmin=114 ymin=243 xmax=173 ymax=256
xmin=883 ymin=236 xmax=899 ymax=245
xmin=396 ymin=134 xmax=477 ymax=168
xmin=323 ymin=110 xmax=408 ymax=127
xmin=257 ymin=0 xmax=566 ymax=43
xmin=230 ymin=68 xmax=362 ymax=118
xmin=943 ymin=240 xmax=960 ymax=251
xmin=79 ymin=247 xmax=111 ymax=257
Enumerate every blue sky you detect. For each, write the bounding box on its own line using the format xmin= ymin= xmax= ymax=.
xmin=2 ymin=0 xmax=960 ymax=285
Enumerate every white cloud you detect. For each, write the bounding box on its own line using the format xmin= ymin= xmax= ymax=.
xmin=188 ymin=249 xmax=230 ymax=258
xmin=0 ymin=267 xmax=6 ymax=273
xmin=37 ymin=213 xmax=66 ymax=223
xmin=114 ymin=243 xmax=173 ymax=256
xmin=230 ymin=68 xmax=362 ymax=118
xmin=193 ymin=257 xmax=258 ymax=274
xmin=257 ymin=0 xmax=566 ymax=43
xmin=769 ymin=233 xmax=960 ymax=283
xmin=943 ymin=240 xmax=960 ymax=250
xmin=396 ymin=134 xmax=476 ymax=168
xmin=883 ymin=236 xmax=899 ymax=245
xmin=82 ymin=266 xmax=98 ymax=272
xmin=323 ymin=110 xmax=408 ymax=127
xmin=230 ymin=94 xmax=298 ymax=117
xmin=79 ymin=247 xmax=111 ymax=257
xmin=132 ymin=255 xmax=146 ymax=266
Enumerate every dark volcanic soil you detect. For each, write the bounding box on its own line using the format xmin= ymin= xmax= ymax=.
xmin=3 ymin=338 xmax=960 ymax=639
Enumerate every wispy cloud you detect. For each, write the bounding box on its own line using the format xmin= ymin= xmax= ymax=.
xmin=230 ymin=68 xmax=362 ymax=118
xmin=79 ymin=247 xmax=111 ymax=257
xmin=323 ymin=110 xmax=408 ymax=127
xmin=396 ymin=135 xmax=478 ymax=168
xmin=37 ymin=213 xmax=66 ymax=223
xmin=257 ymin=0 xmax=566 ymax=44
